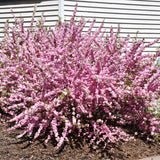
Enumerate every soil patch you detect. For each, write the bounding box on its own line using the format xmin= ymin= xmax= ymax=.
xmin=0 ymin=125 xmax=159 ymax=160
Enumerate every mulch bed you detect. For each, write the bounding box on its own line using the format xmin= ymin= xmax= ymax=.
xmin=0 ymin=125 xmax=160 ymax=160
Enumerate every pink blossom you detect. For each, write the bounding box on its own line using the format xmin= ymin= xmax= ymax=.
xmin=0 ymin=4 xmax=159 ymax=151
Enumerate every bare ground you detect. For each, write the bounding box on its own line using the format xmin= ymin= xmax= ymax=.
xmin=0 ymin=125 xmax=160 ymax=160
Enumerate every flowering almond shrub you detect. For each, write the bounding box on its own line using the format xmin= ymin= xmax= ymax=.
xmin=0 ymin=5 xmax=160 ymax=150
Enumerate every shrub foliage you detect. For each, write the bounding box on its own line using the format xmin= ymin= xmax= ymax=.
xmin=0 ymin=5 xmax=160 ymax=150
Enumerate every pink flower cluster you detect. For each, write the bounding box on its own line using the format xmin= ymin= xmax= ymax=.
xmin=0 ymin=5 xmax=160 ymax=150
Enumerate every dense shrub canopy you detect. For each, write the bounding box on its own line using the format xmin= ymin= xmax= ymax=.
xmin=0 ymin=5 xmax=160 ymax=150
